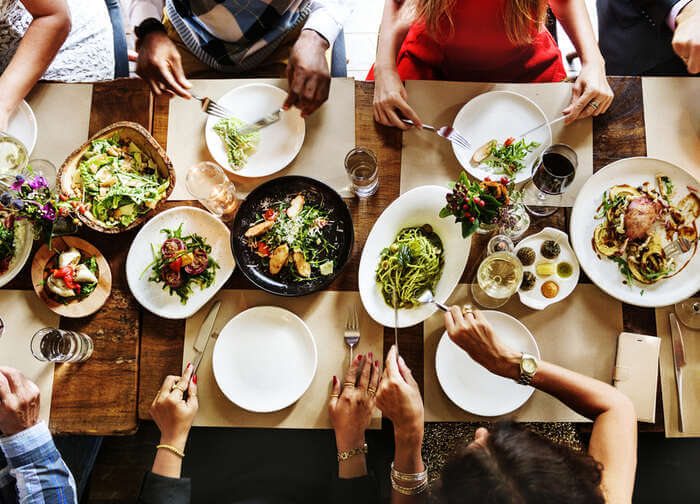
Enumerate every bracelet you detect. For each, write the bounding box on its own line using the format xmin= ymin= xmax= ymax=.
xmin=391 ymin=477 xmax=429 ymax=496
xmin=156 ymin=444 xmax=185 ymax=458
xmin=391 ymin=461 xmax=428 ymax=482
xmin=337 ymin=443 xmax=368 ymax=462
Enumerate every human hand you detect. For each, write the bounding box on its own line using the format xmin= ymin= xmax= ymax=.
xmin=562 ymin=60 xmax=614 ymax=124
xmin=0 ymin=367 xmax=40 ymax=436
xmin=673 ymin=0 xmax=700 ymax=74
xmin=444 ymin=306 xmax=520 ymax=380
xmin=135 ymin=31 xmax=192 ymax=98
xmin=150 ymin=363 xmax=198 ymax=450
xmin=283 ymin=30 xmax=330 ymax=118
xmin=329 ymin=352 xmax=380 ymax=451
xmin=372 ymin=66 xmax=422 ymax=130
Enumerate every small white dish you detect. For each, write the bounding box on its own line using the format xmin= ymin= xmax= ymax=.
xmin=452 ymin=91 xmax=551 ymax=185
xmin=6 ymin=100 xmax=37 ymax=156
xmin=515 ymin=227 xmax=579 ymax=310
xmin=212 ymin=306 xmax=317 ymax=413
xmin=0 ymin=220 xmax=33 ymax=288
xmin=205 ymin=83 xmax=305 ymax=178
xmin=358 ymin=185 xmax=471 ymax=328
xmin=435 ymin=310 xmax=540 ymax=416
xmin=125 ymin=207 xmax=235 ymax=319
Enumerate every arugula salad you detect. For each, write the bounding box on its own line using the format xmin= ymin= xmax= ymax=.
xmin=214 ymin=117 xmax=260 ymax=170
xmin=471 ymin=137 xmax=540 ymax=178
xmin=75 ymin=134 xmax=169 ymax=228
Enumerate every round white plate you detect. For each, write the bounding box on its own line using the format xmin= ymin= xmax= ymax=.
xmin=213 ymin=306 xmax=317 ymax=412
xmin=452 ymin=91 xmax=551 ymax=184
xmin=125 ymin=207 xmax=235 ymax=319
xmin=5 ymin=100 xmax=37 ymax=155
xmin=205 ymin=83 xmax=305 ymax=177
xmin=570 ymin=157 xmax=700 ymax=307
xmin=436 ymin=311 xmax=540 ymax=416
xmin=515 ymin=227 xmax=579 ymax=310
xmin=0 ymin=221 xmax=33 ymax=288
xmin=358 ymin=185 xmax=471 ymax=328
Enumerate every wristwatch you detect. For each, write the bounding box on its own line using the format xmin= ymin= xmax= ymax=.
xmin=517 ymin=353 xmax=538 ymax=385
xmin=135 ymin=18 xmax=167 ymax=41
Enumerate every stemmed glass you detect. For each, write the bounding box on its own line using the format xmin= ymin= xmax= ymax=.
xmin=523 ymin=144 xmax=578 ymax=217
xmin=675 ymin=297 xmax=700 ymax=329
xmin=185 ymin=162 xmax=239 ymax=222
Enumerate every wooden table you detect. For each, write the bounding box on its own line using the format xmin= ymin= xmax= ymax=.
xmin=3 ymin=77 xmax=665 ymax=435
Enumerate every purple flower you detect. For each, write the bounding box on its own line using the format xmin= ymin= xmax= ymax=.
xmin=10 ymin=175 xmax=25 ymax=192
xmin=28 ymin=176 xmax=48 ymax=190
xmin=40 ymin=203 xmax=56 ymax=221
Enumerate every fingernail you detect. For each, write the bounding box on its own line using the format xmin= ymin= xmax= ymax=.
xmin=399 ymin=356 xmax=405 ymax=365
xmin=357 ymin=354 xmax=363 ymax=361
xmin=368 ymin=352 xmax=373 ymax=359
xmin=333 ymin=375 xmax=338 ymax=385
xmin=193 ymin=375 xmax=197 ymax=384
xmin=375 ymin=360 xmax=379 ymax=367
xmin=187 ymin=362 xmax=192 ymax=369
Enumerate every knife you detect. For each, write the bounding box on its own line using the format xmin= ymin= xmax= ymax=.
xmin=669 ymin=313 xmax=686 ymax=432
xmin=189 ymin=300 xmax=221 ymax=384
xmin=237 ymin=108 xmax=283 ymax=136
xmin=392 ymin=291 xmax=399 ymax=350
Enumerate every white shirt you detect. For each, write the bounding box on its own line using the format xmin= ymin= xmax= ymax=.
xmin=667 ymin=0 xmax=693 ymax=30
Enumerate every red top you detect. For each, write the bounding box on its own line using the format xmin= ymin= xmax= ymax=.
xmin=368 ymin=0 xmax=566 ymax=83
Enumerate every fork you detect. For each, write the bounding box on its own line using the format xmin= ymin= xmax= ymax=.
xmin=190 ymin=93 xmax=233 ymax=119
xmin=401 ymin=119 xmax=472 ymax=151
xmin=664 ymin=238 xmax=695 ymax=258
xmin=344 ymin=305 xmax=360 ymax=365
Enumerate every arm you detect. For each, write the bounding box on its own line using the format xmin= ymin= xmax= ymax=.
xmin=445 ymin=308 xmax=637 ymax=504
xmin=0 ymin=0 xmax=71 ymax=131
xmin=672 ymin=0 xmax=700 ymax=73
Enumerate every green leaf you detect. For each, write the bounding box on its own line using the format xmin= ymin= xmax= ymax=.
xmin=439 ymin=207 xmax=451 ymax=218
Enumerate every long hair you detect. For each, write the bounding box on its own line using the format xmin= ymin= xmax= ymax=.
xmin=411 ymin=0 xmax=548 ymax=44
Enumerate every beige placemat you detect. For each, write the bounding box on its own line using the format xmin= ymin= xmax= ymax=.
xmin=183 ymin=290 xmax=382 ymax=429
xmin=401 ymin=81 xmax=593 ymax=206
xmin=26 ymin=83 xmax=93 ymax=166
xmin=655 ymin=305 xmax=700 ymax=437
xmin=166 ymin=78 xmax=355 ymax=200
xmin=643 ymin=77 xmax=700 ymax=181
xmin=0 ymin=290 xmax=60 ymax=423
xmin=424 ymin=284 xmax=622 ymax=423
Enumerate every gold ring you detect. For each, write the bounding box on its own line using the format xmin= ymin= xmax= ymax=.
xmin=330 ymin=393 xmax=340 ymax=398
xmin=588 ymin=101 xmax=599 ymax=109
xmin=462 ymin=304 xmax=474 ymax=316
xmin=343 ymin=381 xmax=355 ymax=388
xmin=367 ymin=387 xmax=376 ymax=396
xmin=170 ymin=384 xmax=186 ymax=393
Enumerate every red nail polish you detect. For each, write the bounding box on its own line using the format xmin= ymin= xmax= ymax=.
xmin=187 ymin=362 xmax=192 ymax=369
xmin=193 ymin=375 xmax=197 ymax=384
xmin=368 ymin=352 xmax=373 ymax=359
xmin=333 ymin=376 xmax=338 ymax=385
xmin=356 ymin=354 xmax=363 ymax=361
xmin=375 ymin=360 xmax=379 ymax=367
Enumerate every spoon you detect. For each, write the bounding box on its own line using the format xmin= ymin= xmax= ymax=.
xmin=416 ymin=289 xmax=449 ymax=311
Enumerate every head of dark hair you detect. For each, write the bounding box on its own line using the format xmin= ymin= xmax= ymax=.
xmin=435 ymin=422 xmax=604 ymax=504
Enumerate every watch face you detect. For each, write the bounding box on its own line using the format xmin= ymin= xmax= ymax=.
xmin=522 ymin=358 xmax=536 ymax=374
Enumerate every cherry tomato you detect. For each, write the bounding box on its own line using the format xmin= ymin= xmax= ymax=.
xmin=59 ymin=194 xmax=68 ymax=201
xmin=168 ymin=257 xmax=182 ymax=272
xmin=257 ymin=242 xmax=271 ymax=257
xmin=504 ymin=137 xmax=515 ymax=147
xmin=264 ymin=209 xmax=278 ymax=221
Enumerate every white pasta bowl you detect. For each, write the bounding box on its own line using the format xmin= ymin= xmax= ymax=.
xmin=359 ymin=185 xmax=471 ymax=328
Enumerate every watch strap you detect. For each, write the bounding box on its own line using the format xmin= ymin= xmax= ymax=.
xmin=517 ymin=353 xmax=537 ymax=385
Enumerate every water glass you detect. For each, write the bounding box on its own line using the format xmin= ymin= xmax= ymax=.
xmin=31 ymin=327 xmax=94 ymax=363
xmin=523 ymin=144 xmax=578 ymax=217
xmin=25 ymin=159 xmax=57 ymax=190
xmin=186 ymin=162 xmax=239 ymax=221
xmin=345 ymin=147 xmax=378 ymax=197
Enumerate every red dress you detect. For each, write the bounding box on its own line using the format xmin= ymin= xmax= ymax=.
xmin=368 ymin=0 xmax=566 ymax=83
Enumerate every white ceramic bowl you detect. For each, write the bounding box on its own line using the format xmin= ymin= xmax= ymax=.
xmin=0 ymin=221 xmax=33 ymax=288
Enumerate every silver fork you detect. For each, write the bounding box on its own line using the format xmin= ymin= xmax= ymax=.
xmin=344 ymin=305 xmax=360 ymax=365
xmin=664 ymin=238 xmax=695 ymax=258
xmin=190 ymin=93 xmax=233 ymax=119
xmin=402 ymin=119 xmax=472 ymax=151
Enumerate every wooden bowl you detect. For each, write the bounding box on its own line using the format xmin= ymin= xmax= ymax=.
xmin=57 ymin=121 xmax=175 ymax=233
xmin=31 ymin=236 xmax=112 ymax=318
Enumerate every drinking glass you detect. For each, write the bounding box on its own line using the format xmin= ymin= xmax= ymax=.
xmin=186 ymin=162 xmax=239 ymax=221
xmin=345 ymin=147 xmax=378 ymax=197
xmin=0 ymin=133 xmax=28 ymax=176
xmin=675 ymin=297 xmax=700 ymax=329
xmin=26 ymin=159 xmax=57 ymax=190
xmin=31 ymin=328 xmax=93 ymax=363
xmin=523 ymin=144 xmax=578 ymax=217
xmin=471 ymin=251 xmax=524 ymax=308
xmin=0 ymin=315 xmax=4 ymax=340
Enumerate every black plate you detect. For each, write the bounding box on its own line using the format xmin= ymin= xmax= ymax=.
xmin=230 ymin=176 xmax=354 ymax=296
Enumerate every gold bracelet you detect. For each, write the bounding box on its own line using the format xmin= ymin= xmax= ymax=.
xmin=391 ymin=461 xmax=428 ymax=482
xmin=156 ymin=444 xmax=185 ymax=458
xmin=391 ymin=477 xmax=429 ymax=495
xmin=337 ymin=443 xmax=368 ymax=462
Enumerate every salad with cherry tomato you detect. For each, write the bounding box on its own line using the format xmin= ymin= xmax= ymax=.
xmin=471 ymin=137 xmax=540 ymax=178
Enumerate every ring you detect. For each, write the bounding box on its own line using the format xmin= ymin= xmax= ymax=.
xmin=330 ymin=393 xmax=340 ymax=398
xmin=367 ymin=387 xmax=376 ymax=396
xmin=462 ymin=304 xmax=474 ymax=316
xmin=588 ymin=101 xmax=599 ymax=109
xmin=170 ymin=383 xmax=186 ymax=393
xmin=343 ymin=381 xmax=355 ymax=388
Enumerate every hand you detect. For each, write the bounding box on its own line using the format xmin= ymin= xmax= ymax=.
xmin=375 ymin=345 xmax=423 ymax=442
xmin=150 ymin=363 xmax=198 ymax=450
xmin=562 ymin=59 xmax=614 ymax=124
xmin=673 ymin=0 xmax=700 ymax=74
xmin=283 ymin=30 xmax=330 ymax=118
xmin=329 ymin=352 xmax=380 ymax=451
xmin=135 ymin=31 xmax=192 ymax=98
xmin=0 ymin=367 xmax=40 ymax=436
xmin=444 ymin=306 xmax=520 ymax=380
xmin=372 ymin=66 xmax=422 ymax=130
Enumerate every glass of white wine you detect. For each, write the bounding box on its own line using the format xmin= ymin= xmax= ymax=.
xmin=471 ymin=251 xmax=523 ymax=308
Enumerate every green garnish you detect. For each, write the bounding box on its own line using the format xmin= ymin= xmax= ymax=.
xmin=213 ymin=117 xmax=260 ymax=170
xmin=484 ymin=139 xmax=540 ymax=177
xmin=611 ymin=256 xmax=634 ymax=287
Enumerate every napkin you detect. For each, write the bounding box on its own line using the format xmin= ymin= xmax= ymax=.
xmin=401 ymin=81 xmax=593 ymax=206
xmin=166 ymin=78 xmax=355 ymax=200
xmin=642 ymin=77 xmax=700 ymax=181
xmin=183 ymin=290 xmax=383 ymax=429
xmin=655 ymin=305 xmax=700 ymax=437
xmin=0 ymin=290 xmax=60 ymax=423
xmin=424 ymin=284 xmax=622 ymax=423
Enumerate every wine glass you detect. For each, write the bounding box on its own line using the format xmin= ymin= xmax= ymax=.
xmin=471 ymin=250 xmax=524 ymax=308
xmin=675 ymin=297 xmax=700 ymax=329
xmin=523 ymin=144 xmax=578 ymax=217
xmin=185 ymin=162 xmax=239 ymax=222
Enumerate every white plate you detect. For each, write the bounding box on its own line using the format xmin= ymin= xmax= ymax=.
xmin=0 ymin=221 xmax=33 ymax=288
xmin=452 ymin=91 xmax=551 ymax=184
xmin=435 ymin=311 xmax=540 ymax=416
xmin=515 ymin=227 xmax=579 ymax=310
xmin=5 ymin=100 xmax=37 ymax=155
xmin=125 ymin=207 xmax=235 ymax=319
xmin=358 ymin=185 xmax=471 ymax=328
xmin=212 ymin=306 xmax=317 ymax=412
xmin=205 ymin=83 xmax=305 ymax=177
xmin=570 ymin=157 xmax=700 ymax=307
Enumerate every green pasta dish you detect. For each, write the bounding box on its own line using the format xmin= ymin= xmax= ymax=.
xmin=375 ymin=225 xmax=445 ymax=308
xmin=214 ymin=117 xmax=260 ymax=170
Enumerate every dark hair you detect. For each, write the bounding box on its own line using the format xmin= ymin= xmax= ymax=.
xmin=435 ymin=422 xmax=604 ymax=504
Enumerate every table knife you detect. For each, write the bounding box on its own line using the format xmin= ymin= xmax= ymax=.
xmin=238 ymin=108 xmax=283 ymax=136
xmin=516 ymin=114 xmax=567 ymax=139
xmin=669 ymin=313 xmax=686 ymax=432
xmin=189 ymin=300 xmax=221 ymax=383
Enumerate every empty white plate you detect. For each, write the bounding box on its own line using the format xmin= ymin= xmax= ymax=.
xmin=205 ymin=83 xmax=305 ymax=177
xmin=5 ymin=100 xmax=37 ymax=155
xmin=435 ymin=311 xmax=540 ymax=416
xmin=212 ymin=306 xmax=318 ymax=412
xmin=452 ymin=91 xmax=551 ymax=185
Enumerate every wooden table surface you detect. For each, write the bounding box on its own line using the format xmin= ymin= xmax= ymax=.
xmin=4 ymin=77 xmax=666 ymax=435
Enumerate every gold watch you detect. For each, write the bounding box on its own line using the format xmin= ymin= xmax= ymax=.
xmin=517 ymin=353 xmax=538 ymax=385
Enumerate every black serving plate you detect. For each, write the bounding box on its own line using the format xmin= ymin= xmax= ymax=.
xmin=230 ymin=176 xmax=354 ymax=296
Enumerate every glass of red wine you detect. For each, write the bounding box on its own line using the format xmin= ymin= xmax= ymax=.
xmin=523 ymin=144 xmax=577 ymax=216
